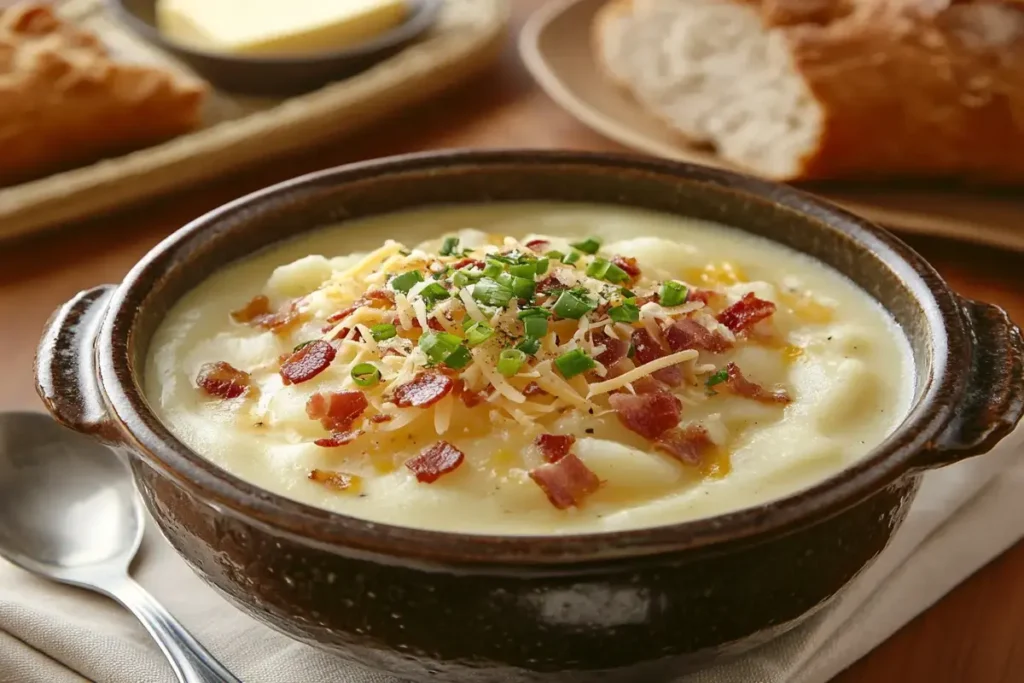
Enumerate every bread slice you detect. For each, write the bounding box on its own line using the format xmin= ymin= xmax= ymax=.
xmin=593 ymin=0 xmax=1024 ymax=183
xmin=0 ymin=3 xmax=207 ymax=186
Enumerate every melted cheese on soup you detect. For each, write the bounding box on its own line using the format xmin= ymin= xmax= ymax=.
xmin=145 ymin=203 xmax=914 ymax=534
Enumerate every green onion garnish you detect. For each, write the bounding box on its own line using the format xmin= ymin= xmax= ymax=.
xmin=535 ymin=257 xmax=549 ymax=275
xmin=509 ymin=262 xmax=537 ymax=279
xmin=620 ymin=287 xmax=636 ymax=297
xmin=517 ymin=307 xmax=550 ymax=319
xmin=465 ymin=322 xmax=494 ymax=347
xmin=482 ymin=260 xmax=504 ymax=279
xmin=608 ymin=302 xmax=640 ymax=323
xmin=603 ymin=262 xmax=630 ymax=284
xmin=509 ymin=275 xmax=536 ymax=301
xmin=351 ymin=363 xmax=381 ymax=387
xmin=585 ymin=258 xmax=609 ymax=279
xmin=472 ymin=278 xmax=515 ymax=307
xmin=419 ymin=331 xmax=462 ymax=364
xmin=390 ymin=270 xmax=424 ymax=294
xmin=706 ymin=368 xmax=729 ymax=387
xmin=660 ymin=280 xmax=689 ymax=307
xmin=370 ymin=323 xmax=397 ymax=341
xmin=552 ymin=290 xmax=595 ymax=320
xmin=516 ymin=337 xmax=541 ymax=355
xmin=563 ymin=251 xmax=581 ymax=265
xmin=523 ymin=316 xmax=548 ymax=338
xmin=554 ymin=348 xmax=597 ymax=378
xmin=452 ymin=270 xmax=472 ymax=288
xmin=497 ymin=348 xmax=526 ymax=377
xmin=443 ymin=345 xmax=472 ymax=370
xmin=546 ymin=250 xmax=565 ymax=263
xmin=570 ymin=237 xmax=602 ymax=255
xmin=626 ymin=343 xmax=635 ymax=359
xmin=419 ymin=282 xmax=450 ymax=304
xmin=439 ymin=236 xmax=460 ymax=256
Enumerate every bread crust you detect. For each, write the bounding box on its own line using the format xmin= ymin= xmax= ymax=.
xmin=0 ymin=3 xmax=207 ymax=185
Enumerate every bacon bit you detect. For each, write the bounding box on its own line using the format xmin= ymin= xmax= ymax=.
xmin=535 ymin=275 xmax=561 ymax=294
xmin=280 ymin=340 xmax=336 ymax=385
xmin=664 ymin=318 xmax=732 ymax=354
xmin=612 ymin=255 xmax=641 ymax=281
xmin=608 ymin=390 xmax=682 ymax=439
xmin=592 ymin=331 xmax=629 ymax=367
xmin=452 ymin=257 xmax=485 ymax=270
xmin=525 ymin=239 xmax=550 ymax=251
xmin=630 ymin=328 xmax=682 ymax=387
xmin=392 ymin=371 xmax=454 ymax=408
xmin=325 ymin=289 xmax=395 ymax=325
xmin=313 ymin=430 xmax=364 ymax=448
xmin=522 ymin=381 xmax=546 ymax=397
xmin=534 ymin=434 xmax=576 ymax=463
xmin=723 ymin=362 xmax=791 ymax=404
xmin=410 ymin=317 xmax=445 ymax=332
xmin=718 ymin=293 xmax=777 ymax=333
xmin=308 ymin=469 xmax=361 ymax=491
xmin=322 ymin=325 xmax=364 ymax=341
xmin=654 ymin=425 xmax=714 ymax=466
xmin=406 ymin=440 xmax=465 ymax=483
xmin=631 ymin=375 xmax=669 ymax=395
xmin=634 ymin=292 xmax=660 ymax=307
xmin=306 ymin=391 xmax=369 ymax=430
xmin=231 ymin=295 xmax=271 ymax=323
xmin=688 ymin=289 xmax=716 ymax=305
xmin=529 ymin=453 xmax=601 ymax=509
xmin=230 ymin=294 xmax=303 ymax=335
xmin=369 ymin=414 xmax=393 ymax=424
xmin=196 ymin=362 xmax=252 ymax=399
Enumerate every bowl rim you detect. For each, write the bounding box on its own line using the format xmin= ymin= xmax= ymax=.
xmin=96 ymin=149 xmax=967 ymax=565
xmin=106 ymin=0 xmax=442 ymax=66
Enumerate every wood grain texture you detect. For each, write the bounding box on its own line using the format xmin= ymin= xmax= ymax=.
xmin=0 ymin=1 xmax=1020 ymax=680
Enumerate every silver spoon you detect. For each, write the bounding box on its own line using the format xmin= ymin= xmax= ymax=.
xmin=0 ymin=412 xmax=242 ymax=683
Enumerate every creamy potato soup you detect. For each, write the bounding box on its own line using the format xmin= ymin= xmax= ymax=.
xmin=145 ymin=203 xmax=914 ymax=534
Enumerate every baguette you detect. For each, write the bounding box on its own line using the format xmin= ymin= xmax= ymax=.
xmin=593 ymin=0 xmax=1024 ymax=182
xmin=0 ymin=3 xmax=207 ymax=186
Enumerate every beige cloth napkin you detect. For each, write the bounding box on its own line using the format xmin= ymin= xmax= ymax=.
xmin=1 ymin=425 xmax=1021 ymax=683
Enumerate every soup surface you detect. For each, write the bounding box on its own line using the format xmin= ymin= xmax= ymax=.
xmin=145 ymin=203 xmax=914 ymax=534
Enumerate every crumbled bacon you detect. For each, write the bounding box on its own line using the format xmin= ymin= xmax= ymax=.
xmin=688 ymin=289 xmax=715 ymax=305
xmin=654 ymin=425 xmax=714 ymax=465
xmin=410 ymin=317 xmax=446 ymax=332
xmin=280 ymin=340 xmax=336 ymax=385
xmin=522 ymin=382 xmax=546 ymax=397
xmin=392 ymin=371 xmax=454 ymax=408
xmin=592 ymin=331 xmax=629 ymax=367
xmin=451 ymin=257 xmax=485 ymax=270
xmin=313 ymin=430 xmax=363 ymax=448
xmin=630 ymin=328 xmax=682 ymax=387
xmin=525 ymin=239 xmax=550 ymax=251
xmin=231 ymin=295 xmax=271 ymax=323
xmin=608 ymin=390 xmax=682 ymax=439
xmin=308 ymin=469 xmax=360 ymax=490
xmin=369 ymin=414 xmax=393 ymax=424
xmin=196 ymin=362 xmax=251 ymax=399
xmin=612 ymin=255 xmax=641 ymax=281
xmin=529 ymin=453 xmax=601 ymax=509
xmin=534 ymin=434 xmax=576 ymax=463
xmin=722 ymin=362 xmax=791 ymax=404
xmin=535 ymin=276 xmax=561 ymax=294
xmin=231 ymin=295 xmax=303 ymax=334
xmin=325 ymin=289 xmax=395 ymax=325
xmin=718 ymin=293 xmax=776 ymax=333
xmin=306 ymin=391 xmax=368 ymax=430
xmin=631 ymin=375 xmax=669 ymax=395
xmin=406 ymin=440 xmax=465 ymax=483
xmin=634 ymin=292 xmax=660 ymax=307
xmin=664 ymin=318 xmax=732 ymax=354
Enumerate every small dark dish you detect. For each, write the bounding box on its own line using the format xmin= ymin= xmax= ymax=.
xmin=36 ymin=151 xmax=1024 ymax=682
xmin=108 ymin=0 xmax=442 ymax=96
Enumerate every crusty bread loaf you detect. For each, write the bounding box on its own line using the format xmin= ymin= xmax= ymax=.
xmin=593 ymin=0 xmax=1024 ymax=182
xmin=0 ymin=3 xmax=207 ymax=186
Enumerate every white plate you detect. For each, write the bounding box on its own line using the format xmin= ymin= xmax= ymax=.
xmin=519 ymin=0 xmax=1024 ymax=253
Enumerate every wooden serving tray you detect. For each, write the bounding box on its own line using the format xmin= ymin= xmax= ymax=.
xmin=520 ymin=0 xmax=1024 ymax=253
xmin=0 ymin=0 xmax=510 ymax=240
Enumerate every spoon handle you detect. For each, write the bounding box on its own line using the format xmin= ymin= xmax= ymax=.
xmin=105 ymin=577 xmax=243 ymax=683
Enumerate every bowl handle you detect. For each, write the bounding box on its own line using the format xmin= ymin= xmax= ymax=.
xmin=914 ymin=298 xmax=1024 ymax=470
xmin=35 ymin=284 xmax=123 ymax=445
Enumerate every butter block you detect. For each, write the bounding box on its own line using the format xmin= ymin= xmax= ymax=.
xmin=156 ymin=0 xmax=408 ymax=56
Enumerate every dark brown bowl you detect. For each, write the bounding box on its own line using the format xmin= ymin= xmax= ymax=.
xmin=108 ymin=0 xmax=442 ymax=96
xmin=35 ymin=151 xmax=1024 ymax=682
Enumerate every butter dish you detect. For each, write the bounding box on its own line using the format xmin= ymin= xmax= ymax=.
xmin=108 ymin=0 xmax=441 ymax=95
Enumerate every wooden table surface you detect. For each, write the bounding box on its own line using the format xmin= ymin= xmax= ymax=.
xmin=2 ymin=2 xmax=1022 ymax=681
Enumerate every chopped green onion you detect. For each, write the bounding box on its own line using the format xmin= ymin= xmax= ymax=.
xmin=472 ymin=278 xmax=515 ymax=307
xmin=608 ymin=302 xmax=640 ymax=323
xmin=563 ymin=251 xmax=581 ymax=265
xmin=462 ymin=317 xmax=476 ymax=331
xmin=351 ymin=363 xmax=381 ymax=387
xmin=509 ymin=275 xmax=536 ymax=300
xmin=570 ymin=237 xmax=602 ymax=255
xmin=602 ymin=262 xmax=630 ymax=284
xmin=554 ymin=349 xmax=597 ymax=379
xmin=552 ymin=290 xmax=595 ymax=320
xmin=452 ymin=270 xmax=472 ymax=288
xmin=443 ymin=345 xmax=472 ymax=370
xmin=706 ymin=368 xmax=729 ymax=387
xmin=419 ymin=282 xmax=450 ymax=305
xmin=390 ymin=270 xmax=424 ymax=294
xmin=517 ymin=307 xmax=550 ymax=319
xmin=660 ymin=280 xmax=689 ymax=307
xmin=516 ymin=337 xmax=541 ymax=355
xmin=419 ymin=331 xmax=462 ymax=364
xmin=509 ymin=262 xmax=537 ymax=279
xmin=620 ymin=287 xmax=636 ymax=297
xmin=627 ymin=343 xmax=635 ymax=359
xmin=523 ymin=316 xmax=548 ymax=338
xmin=439 ymin=236 xmax=460 ymax=256
xmin=535 ymin=257 xmax=549 ymax=275
xmin=465 ymin=322 xmax=494 ymax=347
xmin=370 ymin=323 xmax=397 ymax=341
xmin=497 ymin=348 xmax=526 ymax=377
xmin=546 ymin=250 xmax=565 ymax=263
xmin=482 ymin=260 xmax=504 ymax=279
xmin=293 ymin=340 xmax=315 ymax=352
